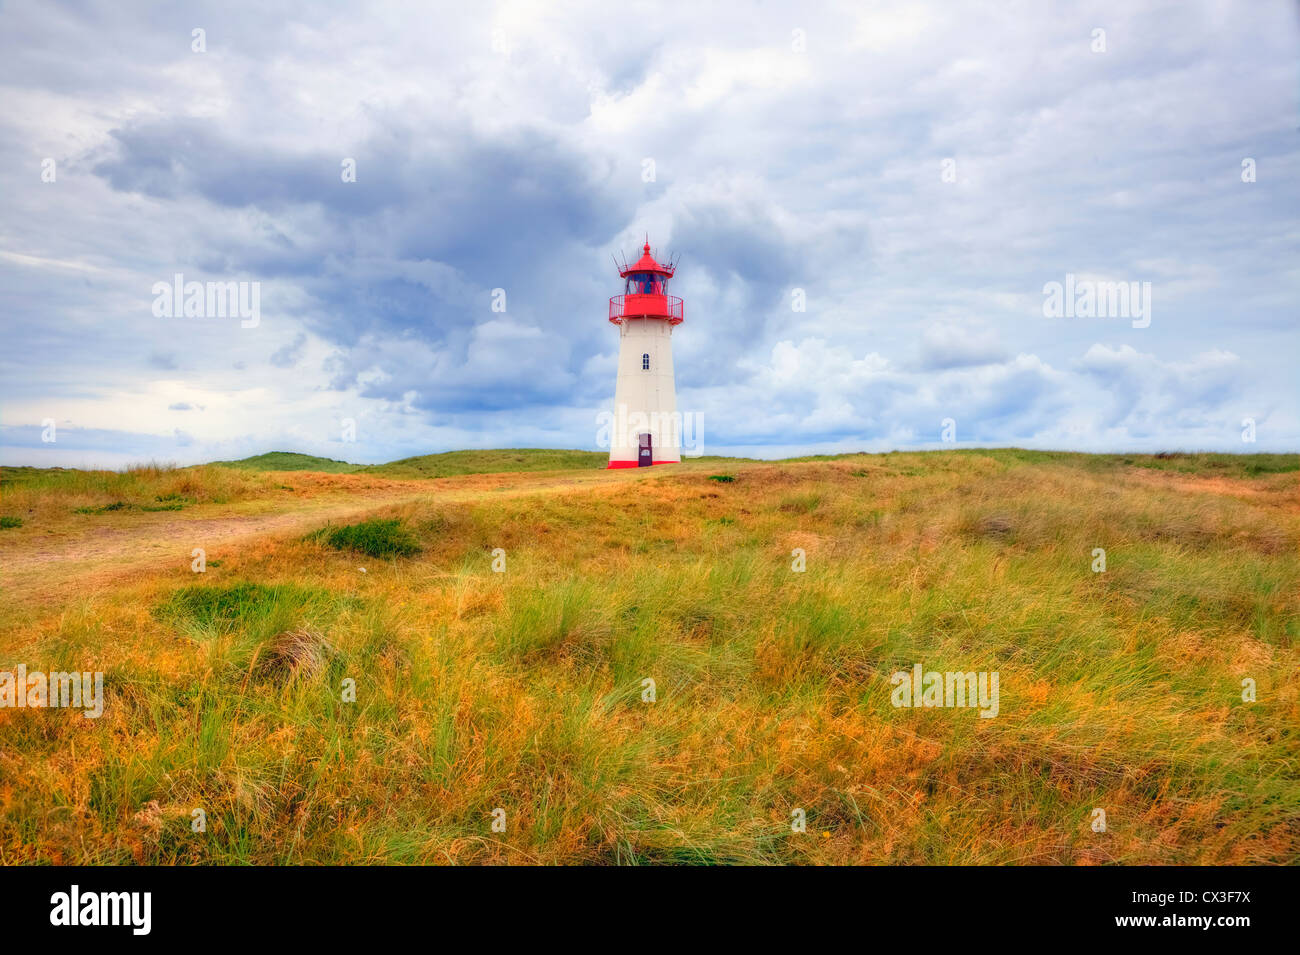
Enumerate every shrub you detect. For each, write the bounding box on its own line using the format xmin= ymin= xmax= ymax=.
xmin=311 ymin=518 xmax=421 ymax=558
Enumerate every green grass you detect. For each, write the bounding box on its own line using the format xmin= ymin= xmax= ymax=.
xmin=155 ymin=581 xmax=344 ymax=636
xmin=0 ymin=515 xmax=22 ymax=529
xmin=217 ymin=451 xmax=364 ymax=473
xmin=308 ymin=517 xmax=421 ymax=558
xmin=218 ymin=448 xmax=612 ymax=478
xmin=1128 ymin=451 xmax=1300 ymax=477
xmin=371 ymin=448 xmax=609 ymax=478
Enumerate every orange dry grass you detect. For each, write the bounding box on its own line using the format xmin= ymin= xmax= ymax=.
xmin=0 ymin=450 xmax=1296 ymax=864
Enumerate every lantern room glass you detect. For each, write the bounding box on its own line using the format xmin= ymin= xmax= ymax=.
xmin=626 ymin=272 xmax=664 ymax=295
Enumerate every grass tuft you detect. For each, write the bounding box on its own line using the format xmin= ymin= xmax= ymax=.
xmin=254 ymin=627 xmax=334 ymax=682
xmin=154 ymin=581 xmax=342 ymax=636
xmin=309 ymin=517 xmax=421 ymax=558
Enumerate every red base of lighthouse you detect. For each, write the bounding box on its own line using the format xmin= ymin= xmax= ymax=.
xmin=605 ymin=460 xmax=680 ymax=469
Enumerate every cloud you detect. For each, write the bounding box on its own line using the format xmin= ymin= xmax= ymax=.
xmin=149 ymin=352 xmax=179 ymax=370
xmin=0 ymin=0 xmax=1296 ymax=467
xmin=270 ymin=332 xmax=308 ymax=369
xmin=917 ymin=324 xmax=1009 ymax=370
xmin=1074 ymin=343 xmax=1247 ymax=434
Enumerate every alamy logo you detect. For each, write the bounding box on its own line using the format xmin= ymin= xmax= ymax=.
xmin=151 ymin=273 xmax=261 ymax=328
xmin=0 ymin=666 xmax=104 ymax=718
xmin=595 ymin=404 xmax=704 ymax=456
xmin=50 ymin=885 xmax=151 ymax=935
xmin=890 ymin=663 xmax=999 ymax=718
xmin=1042 ymin=273 xmax=1151 ymax=328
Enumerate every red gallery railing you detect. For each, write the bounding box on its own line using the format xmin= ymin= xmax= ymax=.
xmin=609 ymin=293 xmax=684 ymax=325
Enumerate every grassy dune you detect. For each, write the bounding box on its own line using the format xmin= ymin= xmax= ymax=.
xmin=216 ymin=448 xmax=614 ymax=477
xmin=0 ymin=450 xmax=610 ymax=522
xmin=0 ymin=463 xmax=285 ymax=524
xmin=372 ymin=448 xmax=609 ymax=478
xmin=216 ymin=452 xmax=365 ymax=473
xmin=0 ymin=450 xmax=1296 ymax=864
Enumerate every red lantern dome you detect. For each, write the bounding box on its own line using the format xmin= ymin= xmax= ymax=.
xmin=609 ymin=240 xmax=684 ymax=326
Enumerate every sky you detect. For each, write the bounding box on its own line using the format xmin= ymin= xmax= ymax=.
xmin=1 ymin=0 xmax=1297 ymax=468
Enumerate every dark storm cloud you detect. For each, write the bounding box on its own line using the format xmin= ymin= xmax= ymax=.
xmin=86 ymin=105 xmax=640 ymax=416
xmin=94 ymin=119 xmax=407 ymax=213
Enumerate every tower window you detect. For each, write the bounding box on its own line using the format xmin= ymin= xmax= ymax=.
xmin=642 ymin=353 xmax=650 ymax=370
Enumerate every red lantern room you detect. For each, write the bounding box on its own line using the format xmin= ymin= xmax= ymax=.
xmin=609 ymin=241 xmax=684 ymax=325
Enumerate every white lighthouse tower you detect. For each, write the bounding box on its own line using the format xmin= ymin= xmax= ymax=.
xmin=606 ymin=239 xmax=685 ymax=468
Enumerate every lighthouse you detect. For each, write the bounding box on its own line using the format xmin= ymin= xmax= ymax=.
xmin=606 ymin=239 xmax=685 ymax=468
